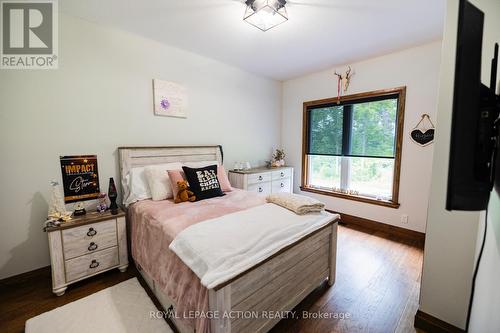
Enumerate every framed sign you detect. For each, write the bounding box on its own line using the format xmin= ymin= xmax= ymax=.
xmin=60 ymin=155 xmax=100 ymax=203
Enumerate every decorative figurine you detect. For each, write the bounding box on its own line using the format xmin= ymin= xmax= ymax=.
xmin=44 ymin=181 xmax=72 ymax=231
xmin=73 ymin=202 xmax=86 ymax=216
xmin=48 ymin=181 xmax=72 ymax=220
xmin=96 ymin=192 xmax=108 ymax=213
xmin=234 ymin=161 xmax=243 ymax=171
xmin=108 ymin=177 xmax=118 ymax=215
xmin=44 ymin=219 xmax=61 ymax=230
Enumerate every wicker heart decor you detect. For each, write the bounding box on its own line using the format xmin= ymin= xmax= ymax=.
xmin=411 ymin=128 xmax=435 ymax=146
xmin=410 ymin=114 xmax=435 ymax=147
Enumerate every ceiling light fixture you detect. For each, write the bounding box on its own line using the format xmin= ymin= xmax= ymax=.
xmin=244 ymin=0 xmax=288 ymax=32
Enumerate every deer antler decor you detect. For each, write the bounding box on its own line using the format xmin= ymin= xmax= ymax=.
xmin=343 ymin=66 xmax=353 ymax=92
xmin=334 ymin=66 xmax=355 ymax=104
xmin=334 ymin=70 xmax=342 ymax=103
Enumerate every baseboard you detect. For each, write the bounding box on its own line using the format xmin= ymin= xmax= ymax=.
xmin=414 ymin=310 xmax=465 ymax=333
xmin=0 ymin=265 xmax=51 ymax=286
xmin=328 ymin=210 xmax=425 ymax=246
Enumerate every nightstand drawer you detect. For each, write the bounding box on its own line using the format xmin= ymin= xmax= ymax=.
xmin=272 ymin=177 xmax=292 ymax=193
xmin=62 ymin=220 xmax=117 ymax=259
xmin=247 ymin=172 xmax=271 ymax=185
xmin=272 ymin=168 xmax=292 ymax=180
xmin=247 ymin=182 xmax=271 ymax=195
xmin=65 ymin=246 xmax=119 ymax=282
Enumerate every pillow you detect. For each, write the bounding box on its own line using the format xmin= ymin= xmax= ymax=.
xmin=169 ymin=166 xmax=232 ymax=194
xmin=124 ymin=166 xmax=152 ymax=206
xmin=167 ymin=170 xmax=186 ymax=198
xmin=182 ymin=165 xmax=225 ymax=201
xmin=144 ymin=162 xmax=183 ymax=201
xmin=217 ymin=165 xmax=233 ymax=192
xmin=183 ymin=161 xmax=232 ymax=192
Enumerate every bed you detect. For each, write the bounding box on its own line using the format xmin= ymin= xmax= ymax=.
xmin=118 ymin=146 xmax=339 ymax=333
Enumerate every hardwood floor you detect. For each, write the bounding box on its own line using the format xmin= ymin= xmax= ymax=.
xmin=0 ymin=224 xmax=424 ymax=333
xmin=271 ymin=224 xmax=425 ymax=333
xmin=0 ymin=264 xmax=140 ymax=333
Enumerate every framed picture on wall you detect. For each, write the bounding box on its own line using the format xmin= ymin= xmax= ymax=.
xmin=60 ymin=155 xmax=100 ymax=203
xmin=153 ymin=79 xmax=188 ymax=118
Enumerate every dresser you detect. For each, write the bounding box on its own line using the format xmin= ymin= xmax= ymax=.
xmin=228 ymin=166 xmax=294 ymax=195
xmin=46 ymin=209 xmax=129 ymax=296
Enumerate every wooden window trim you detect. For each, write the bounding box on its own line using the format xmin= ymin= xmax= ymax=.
xmin=301 ymin=86 xmax=406 ymax=209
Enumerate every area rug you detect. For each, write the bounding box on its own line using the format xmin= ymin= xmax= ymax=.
xmin=25 ymin=278 xmax=172 ymax=333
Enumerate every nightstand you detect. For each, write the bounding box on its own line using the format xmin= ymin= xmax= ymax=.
xmin=228 ymin=166 xmax=294 ymax=195
xmin=46 ymin=209 xmax=128 ymax=296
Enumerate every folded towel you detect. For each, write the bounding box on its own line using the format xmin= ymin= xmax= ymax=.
xmin=266 ymin=193 xmax=325 ymax=215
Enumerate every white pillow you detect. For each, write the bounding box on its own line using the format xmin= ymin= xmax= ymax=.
xmin=144 ymin=162 xmax=183 ymax=201
xmin=124 ymin=166 xmax=152 ymax=206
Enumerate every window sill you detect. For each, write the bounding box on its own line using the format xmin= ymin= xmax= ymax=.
xmin=300 ymin=186 xmax=400 ymax=209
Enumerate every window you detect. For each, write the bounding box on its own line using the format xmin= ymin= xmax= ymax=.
xmin=301 ymin=87 xmax=406 ymax=208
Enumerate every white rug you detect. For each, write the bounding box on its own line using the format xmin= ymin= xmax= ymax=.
xmin=25 ymin=278 xmax=173 ymax=333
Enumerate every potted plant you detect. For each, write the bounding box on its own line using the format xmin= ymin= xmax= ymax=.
xmin=271 ymin=149 xmax=286 ymax=168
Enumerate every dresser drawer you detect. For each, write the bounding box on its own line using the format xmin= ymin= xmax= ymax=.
xmin=247 ymin=172 xmax=272 ymax=185
xmin=65 ymin=246 xmax=119 ymax=282
xmin=272 ymin=168 xmax=292 ymax=180
xmin=247 ymin=182 xmax=272 ymax=195
xmin=272 ymin=177 xmax=292 ymax=193
xmin=62 ymin=220 xmax=117 ymax=259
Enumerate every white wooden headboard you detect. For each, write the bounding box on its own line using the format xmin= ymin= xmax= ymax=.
xmin=118 ymin=145 xmax=223 ymax=204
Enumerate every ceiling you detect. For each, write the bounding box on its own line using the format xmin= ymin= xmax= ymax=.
xmin=60 ymin=0 xmax=446 ymax=81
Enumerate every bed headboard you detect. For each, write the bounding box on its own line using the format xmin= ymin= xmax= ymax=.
xmin=118 ymin=145 xmax=223 ymax=204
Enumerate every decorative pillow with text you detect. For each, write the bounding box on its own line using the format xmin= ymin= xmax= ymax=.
xmin=182 ymin=165 xmax=225 ymax=201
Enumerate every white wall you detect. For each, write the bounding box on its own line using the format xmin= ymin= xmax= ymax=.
xmin=281 ymin=41 xmax=442 ymax=233
xmin=468 ymin=0 xmax=500 ymax=332
xmin=470 ymin=191 xmax=500 ymax=332
xmin=418 ymin=2 xmax=479 ymax=328
xmin=0 ymin=14 xmax=281 ymax=279
xmin=419 ymin=0 xmax=499 ymax=330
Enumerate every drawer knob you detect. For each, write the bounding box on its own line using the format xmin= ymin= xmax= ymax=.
xmin=87 ymin=228 xmax=97 ymax=237
xmin=280 ymin=172 xmax=285 ymax=177
xmin=281 ymin=183 xmax=285 ymax=188
xmin=259 ymin=187 xmax=263 ymax=193
xmin=258 ymin=176 xmax=263 ymax=181
xmin=89 ymin=260 xmax=100 ymax=269
xmin=88 ymin=242 xmax=98 ymax=252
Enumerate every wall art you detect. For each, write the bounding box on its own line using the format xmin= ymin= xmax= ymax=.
xmin=60 ymin=155 xmax=100 ymax=203
xmin=153 ymin=79 xmax=188 ymax=118
xmin=410 ymin=114 xmax=435 ymax=146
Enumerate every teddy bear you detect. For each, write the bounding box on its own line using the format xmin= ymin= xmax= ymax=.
xmin=174 ymin=180 xmax=196 ymax=203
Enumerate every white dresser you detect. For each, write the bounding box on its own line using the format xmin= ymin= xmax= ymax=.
xmin=46 ymin=209 xmax=129 ymax=296
xmin=228 ymin=166 xmax=293 ymax=195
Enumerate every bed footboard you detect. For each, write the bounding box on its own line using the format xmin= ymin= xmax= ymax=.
xmin=209 ymin=221 xmax=338 ymax=333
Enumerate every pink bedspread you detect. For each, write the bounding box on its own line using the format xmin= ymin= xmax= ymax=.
xmin=129 ymin=189 xmax=266 ymax=333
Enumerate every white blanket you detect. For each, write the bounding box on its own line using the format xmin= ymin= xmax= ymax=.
xmin=169 ymin=203 xmax=338 ymax=289
xmin=266 ymin=192 xmax=325 ymax=215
